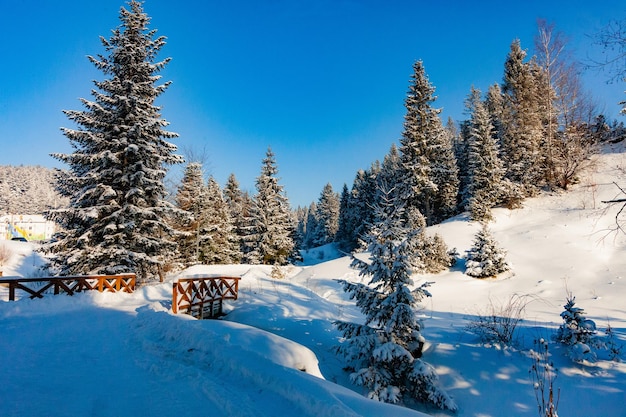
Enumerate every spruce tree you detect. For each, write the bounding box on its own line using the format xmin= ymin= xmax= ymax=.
xmin=465 ymin=224 xmax=509 ymax=278
xmin=335 ymin=186 xmax=456 ymax=410
xmin=335 ymin=183 xmax=354 ymax=252
xmin=466 ymin=88 xmax=506 ymax=221
xmin=314 ymin=183 xmax=340 ymax=246
xmin=555 ymin=294 xmax=600 ymax=362
xmin=46 ymin=1 xmax=182 ymax=282
xmin=199 ymin=176 xmax=239 ymax=264
xmin=223 ymin=172 xmax=247 ymax=260
xmin=501 ymin=40 xmax=545 ymax=196
xmin=246 ymin=147 xmax=295 ymax=265
xmin=398 ymin=60 xmax=458 ymax=226
xmin=174 ymin=162 xmax=207 ymax=267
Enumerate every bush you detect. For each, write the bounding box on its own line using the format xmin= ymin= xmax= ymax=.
xmin=466 ymin=294 xmax=530 ymax=348
xmin=529 ymin=338 xmax=560 ymax=417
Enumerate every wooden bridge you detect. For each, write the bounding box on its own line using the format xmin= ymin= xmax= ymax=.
xmin=0 ymin=273 xmax=136 ymax=301
xmin=172 ymin=276 xmax=241 ymax=319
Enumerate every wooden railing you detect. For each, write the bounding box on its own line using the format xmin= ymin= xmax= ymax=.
xmin=173 ymin=276 xmax=241 ymax=319
xmin=0 ymin=273 xmax=136 ymax=301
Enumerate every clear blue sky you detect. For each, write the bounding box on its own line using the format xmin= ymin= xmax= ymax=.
xmin=1 ymin=1 xmax=624 ymax=208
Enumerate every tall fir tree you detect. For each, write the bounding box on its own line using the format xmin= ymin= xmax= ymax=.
xmin=314 ymin=183 xmax=340 ymax=246
xmin=199 ymin=176 xmax=239 ymax=264
xmin=174 ymin=162 xmax=207 ymax=267
xmin=246 ymin=147 xmax=295 ymax=265
xmin=335 ymin=185 xmax=456 ymax=410
xmin=335 ymin=183 xmax=354 ymax=252
xmin=46 ymin=1 xmax=182 ymax=282
xmin=223 ymin=172 xmax=247 ymax=260
xmin=303 ymin=201 xmax=319 ymax=249
xmin=398 ymin=60 xmax=458 ymax=226
xmin=501 ymin=40 xmax=545 ymax=196
xmin=466 ymin=87 xmax=506 ymax=221
xmin=349 ymin=164 xmax=380 ymax=250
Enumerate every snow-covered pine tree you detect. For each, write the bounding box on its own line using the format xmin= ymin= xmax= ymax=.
xmin=198 ymin=176 xmax=239 ymax=264
xmin=348 ymin=164 xmax=380 ymax=251
xmin=465 ymin=223 xmax=510 ymax=278
xmin=174 ymin=162 xmax=207 ymax=267
xmin=501 ymin=39 xmax=545 ymax=196
xmin=246 ymin=147 xmax=295 ymax=265
xmin=46 ymin=1 xmax=183 ymax=282
xmin=314 ymin=183 xmax=340 ymax=246
xmin=335 ymin=185 xmax=456 ymax=410
xmin=377 ymin=144 xmax=402 ymax=201
xmin=335 ymin=183 xmax=354 ymax=252
xmin=555 ymin=294 xmax=601 ymax=362
xmin=303 ymin=201 xmax=319 ymax=249
xmin=466 ymin=87 xmax=506 ymax=221
xmin=223 ymin=172 xmax=247 ymax=260
xmin=398 ymin=60 xmax=458 ymax=226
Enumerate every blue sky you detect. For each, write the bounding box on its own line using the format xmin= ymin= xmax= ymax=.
xmin=1 ymin=1 xmax=624 ymax=208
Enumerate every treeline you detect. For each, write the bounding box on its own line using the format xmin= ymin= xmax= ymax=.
xmin=0 ymin=165 xmax=68 ymax=216
xmin=296 ymin=24 xmax=626 ymax=253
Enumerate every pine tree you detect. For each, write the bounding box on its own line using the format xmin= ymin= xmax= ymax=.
xmin=198 ymin=176 xmax=239 ymax=264
xmin=349 ymin=164 xmax=379 ymax=250
xmin=335 ymin=186 xmax=456 ymax=410
xmin=46 ymin=1 xmax=182 ymax=282
xmin=466 ymin=88 xmax=506 ymax=221
xmin=398 ymin=60 xmax=458 ymax=226
xmin=465 ymin=224 xmax=509 ymax=278
xmin=501 ymin=40 xmax=545 ymax=196
xmin=174 ymin=162 xmax=206 ymax=267
xmin=303 ymin=201 xmax=319 ymax=249
xmin=335 ymin=183 xmax=354 ymax=252
xmin=223 ymin=172 xmax=247 ymax=260
xmin=246 ymin=147 xmax=295 ymax=265
xmin=314 ymin=183 xmax=340 ymax=246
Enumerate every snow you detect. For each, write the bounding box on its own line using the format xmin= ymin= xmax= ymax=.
xmin=1 ymin=143 xmax=626 ymax=416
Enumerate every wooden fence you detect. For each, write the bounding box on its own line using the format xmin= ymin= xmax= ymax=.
xmin=0 ymin=273 xmax=136 ymax=301
xmin=172 ymin=276 xmax=241 ymax=319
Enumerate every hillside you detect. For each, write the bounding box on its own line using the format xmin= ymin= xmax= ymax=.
xmin=0 ymin=142 xmax=625 ymax=416
xmin=0 ymin=165 xmax=67 ymax=215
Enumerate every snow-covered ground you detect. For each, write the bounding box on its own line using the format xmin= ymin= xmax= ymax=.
xmin=1 ymin=142 xmax=625 ymax=417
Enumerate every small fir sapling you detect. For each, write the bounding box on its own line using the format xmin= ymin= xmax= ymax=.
xmin=555 ymin=294 xmax=601 ymax=362
xmin=465 ymin=223 xmax=510 ymax=278
xmin=604 ymin=323 xmax=624 ymax=362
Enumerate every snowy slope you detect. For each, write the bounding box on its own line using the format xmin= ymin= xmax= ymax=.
xmin=1 ymin=142 xmax=625 ymax=416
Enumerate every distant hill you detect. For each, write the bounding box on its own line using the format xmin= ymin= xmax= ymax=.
xmin=0 ymin=165 xmax=68 ymax=215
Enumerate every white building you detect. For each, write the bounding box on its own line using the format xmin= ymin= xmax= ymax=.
xmin=0 ymin=215 xmax=56 ymax=241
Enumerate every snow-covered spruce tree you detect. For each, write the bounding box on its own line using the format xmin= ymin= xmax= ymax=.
xmin=174 ymin=162 xmax=207 ymax=267
xmin=500 ymin=39 xmax=545 ymax=196
xmin=335 ymin=183 xmax=354 ymax=252
xmin=555 ymin=294 xmax=601 ymax=362
xmin=198 ymin=176 xmax=240 ymax=264
xmin=223 ymin=172 xmax=248 ymax=261
xmin=398 ymin=60 xmax=458 ymax=227
xmin=313 ymin=183 xmax=340 ymax=246
xmin=335 ymin=186 xmax=456 ymax=410
xmin=466 ymin=87 xmax=506 ymax=221
xmin=347 ymin=164 xmax=380 ymax=251
xmin=465 ymin=223 xmax=509 ymax=278
xmin=245 ymin=147 xmax=295 ymax=265
xmin=303 ymin=201 xmax=320 ymax=249
xmin=46 ymin=1 xmax=182 ymax=282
